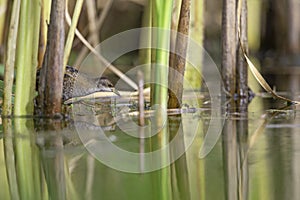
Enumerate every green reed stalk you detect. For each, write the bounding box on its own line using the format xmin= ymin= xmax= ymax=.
xmin=3 ymin=0 xmax=20 ymax=116
xmin=152 ymin=0 xmax=173 ymax=108
xmin=63 ymin=0 xmax=84 ymax=70
xmin=152 ymin=2 xmax=174 ymax=200
xmin=2 ymin=3 xmax=20 ymax=199
xmin=14 ymin=0 xmax=41 ymax=115
xmin=12 ymin=0 xmax=42 ymax=198
xmin=0 ymin=0 xmax=7 ymax=46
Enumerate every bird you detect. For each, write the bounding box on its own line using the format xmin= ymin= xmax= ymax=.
xmin=37 ymin=65 xmax=117 ymax=103
xmin=62 ymin=65 xmax=117 ymax=101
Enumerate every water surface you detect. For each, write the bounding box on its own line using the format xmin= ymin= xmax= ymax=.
xmin=0 ymin=94 xmax=300 ymax=200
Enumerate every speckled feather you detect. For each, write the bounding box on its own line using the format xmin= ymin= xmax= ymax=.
xmin=37 ymin=65 xmax=115 ymax=101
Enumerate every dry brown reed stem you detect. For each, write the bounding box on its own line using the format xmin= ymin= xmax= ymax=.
xmin=222 ymin=0 xmax=237 ymax=97
xmin=168 ymin=0 xmax=191 ymax=109
xmin=41 ymin=0 xmax=65 ymax=115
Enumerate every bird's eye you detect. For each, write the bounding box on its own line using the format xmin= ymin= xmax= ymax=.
xmin=97 ymin=77 xmax=114 ymax=88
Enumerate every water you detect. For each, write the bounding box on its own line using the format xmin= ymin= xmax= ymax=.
xmin=0 ymin=94 xmax=300 ymax=200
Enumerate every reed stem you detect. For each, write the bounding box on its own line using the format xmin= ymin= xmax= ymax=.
xmin=14 ymin=0 xmax=41 ymax=115
xmin=3 ymin=0 xmax=20 ymax=116
xmin=63 ymin=0 xmax=84 ymax=70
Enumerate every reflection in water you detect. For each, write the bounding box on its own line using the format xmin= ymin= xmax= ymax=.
xmin=291 ymin=106 xmax=300 ymax=200
xmin=222 ymin=99 xmax=249 ymax=200
xmin=40 ymin=122 xmax=66 ymax=200
xmin=3 ymin=118 xmax=44 ymax=200
xmin=253 ymin=105 xmax=300 ymax=200
xmin=236 ymin=99 xmax=249 ymax=200
xmin=1 ymin=95 xmax=300 ymax=199
xmin=3 ymin=119 xmax=20 ymax=200
xmin=169 ymin=115 xmax=191 ymax=200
